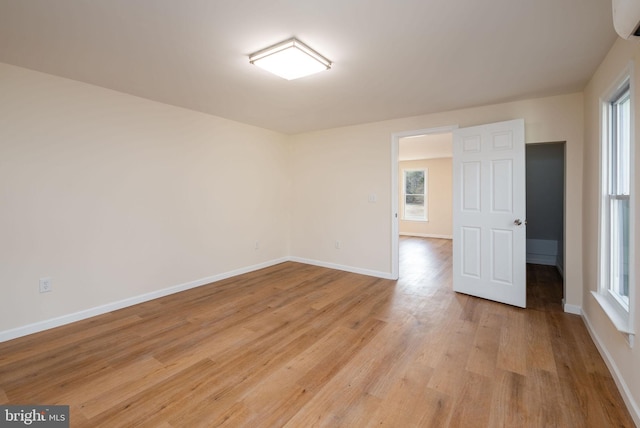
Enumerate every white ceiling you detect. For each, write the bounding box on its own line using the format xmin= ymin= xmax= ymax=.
xmin=399 ymin=133 xmax=452 ymax=161
xmin=0 ymin=0 xmax=617 ymax=134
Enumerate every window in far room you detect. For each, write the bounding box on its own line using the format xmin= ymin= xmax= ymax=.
xmin=403 ymin=169 xmax=428 ymax=221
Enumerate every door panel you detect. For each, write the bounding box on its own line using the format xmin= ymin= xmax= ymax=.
xmin=491 ymin=229 xmax=513 ymax=284
xmin=462 ymin=162 xmax=481 ymax=211
xmin=453 ymin=119 xmax=526 ymax=308
xmin=491 ymin=159 xmax=513 ymax=212
xmin=462 ymin=227 xmax=481 ymax=278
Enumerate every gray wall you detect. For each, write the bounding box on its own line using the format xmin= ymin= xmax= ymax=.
xmin=526 ymin=143 xmax=565 ymax=269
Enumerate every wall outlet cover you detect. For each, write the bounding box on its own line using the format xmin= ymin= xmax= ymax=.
xmin=39 ymin=278 xmax=52 ymax=293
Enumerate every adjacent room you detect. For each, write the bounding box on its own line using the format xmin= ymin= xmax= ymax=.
xmin=1 ymin=1 xmax=639 ymax=426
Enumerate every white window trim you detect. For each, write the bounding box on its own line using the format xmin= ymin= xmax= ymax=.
xmin=402 ymin=168 xmax=428 ymax=222
xmin=593 ymin=62 xmax=636 ymax=347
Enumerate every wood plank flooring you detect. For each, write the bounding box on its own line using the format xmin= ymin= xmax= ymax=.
xmin=0 ymin=237 xmax=635 ymax=427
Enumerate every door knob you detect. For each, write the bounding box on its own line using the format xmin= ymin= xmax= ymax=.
xmin=514 ymin=219 xmax=523 ymax=226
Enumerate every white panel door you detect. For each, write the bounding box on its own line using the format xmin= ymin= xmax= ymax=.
xmin=453 ymin=119 xmax=526 ymax=308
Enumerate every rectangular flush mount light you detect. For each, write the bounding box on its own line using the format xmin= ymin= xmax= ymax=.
xmin=249 ymin=38 xmax=331 ymax=80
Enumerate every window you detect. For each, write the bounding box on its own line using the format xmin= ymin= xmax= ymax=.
xmin=403 ymin=169 xmax=428 ymax=221
xmin=607 ymin=84 xmax=631 ymax=308
xmin=594 ymin=70 xmax=635 ymax=342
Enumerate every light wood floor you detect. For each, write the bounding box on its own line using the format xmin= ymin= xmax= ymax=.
xmin=0 ymin=237 xmax=634 ymax=427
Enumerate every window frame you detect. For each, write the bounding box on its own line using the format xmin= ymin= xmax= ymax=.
xmin=593 ymin=63 xmax=636 ymax=346
xmin=402 ymin=168 xmax=428 ymax=222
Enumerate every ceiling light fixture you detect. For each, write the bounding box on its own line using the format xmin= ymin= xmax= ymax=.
xmin=249 ymin=38 xmax=331 ymax=80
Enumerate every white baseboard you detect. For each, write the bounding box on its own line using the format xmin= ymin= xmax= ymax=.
xmin=526 ymin=239 xmax=560 ymax=267
xmin=399 ymin=232 xmax=452 ymax=239
xmin=288 ymin=256 xmax=394 ymax=280
xmin=0 ymin=257 xmax=289 ymax=343
xmin=0 ymin=256 xmax=393 ymax=343
xmin=526 ymin=254 xmax=557 ymax=266
xmin=527 ymin=239 xmax=558 ymax=255
xmin=562 ymin=299 xmax=582 ymax=315
xmin=582 ymin=311 xmax=640 ymax=427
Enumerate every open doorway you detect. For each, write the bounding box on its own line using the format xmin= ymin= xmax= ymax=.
xmin=397 ymin=132 xmax=453 ymax=279
xmin=525 ymin=142 xmax=566 ymax=306
xmin=392 ymin=124 xmax=563 ymax=309
xmin=390 ymin=126 xmax=457 ymax=279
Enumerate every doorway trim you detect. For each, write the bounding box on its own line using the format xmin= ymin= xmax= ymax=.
xmin=391 ymin=125 xmax=458 ymax=279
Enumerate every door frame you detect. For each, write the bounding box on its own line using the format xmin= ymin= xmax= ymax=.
xmin=390 ymin=125 xmax=458 ymax=279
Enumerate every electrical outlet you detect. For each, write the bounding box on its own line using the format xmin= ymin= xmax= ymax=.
xmin=39 ymin=277 xmax=52 ymax=293
xmin=335 ymin=240 xmax=341 ymax=249
xmin=255 ymin=240 xmax=260 ymax=250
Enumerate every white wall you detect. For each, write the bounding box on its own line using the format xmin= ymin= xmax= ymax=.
xmin=399 ymin=158 xmax=452 ymax=238
xmin=290 ymin=93 xmax=584 ymax=307
xmin=288 ymin=125 xmax=391 ymax=276
xmin=582 ymin=37 xmax=640 ymax=424
xmin=0 ymin=63 xmax=290 ymax=334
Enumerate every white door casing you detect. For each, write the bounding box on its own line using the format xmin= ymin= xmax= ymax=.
xmin=452 ymin=119 xmax=526 ymax=308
